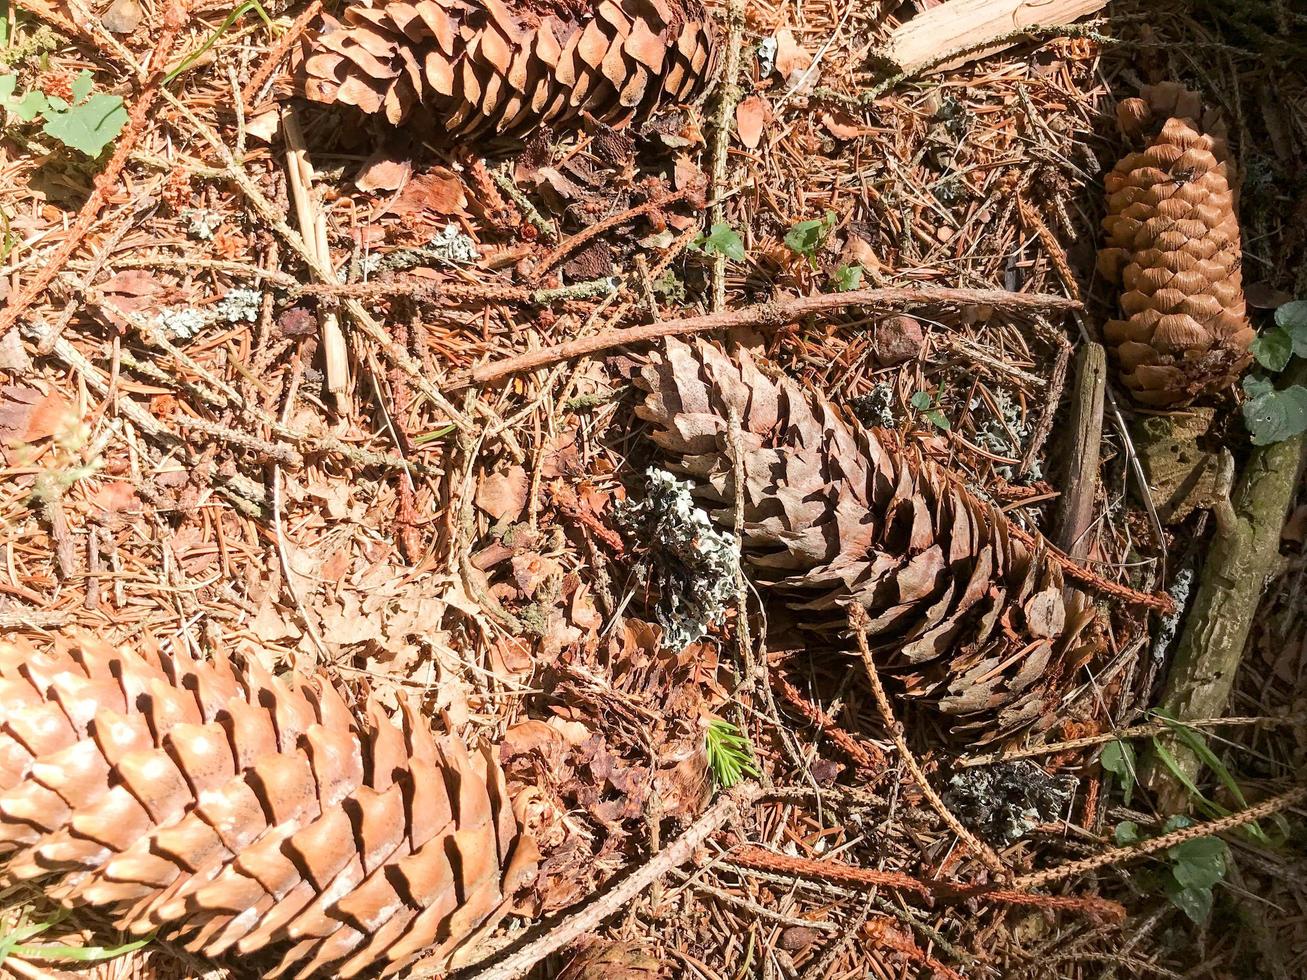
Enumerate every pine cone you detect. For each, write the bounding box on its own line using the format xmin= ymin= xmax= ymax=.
xmin=1098 ymin=83 xmax=1254 ymax=406
xmin=636 ymin=340 xmax=1095 ymax=740
xmin=301 ymin=0 xmax=718 ymax=134
xmin=558 ymin=941 xmax=661 ymax=979
xmin=0 ymin=634 xmax=537 ymax=978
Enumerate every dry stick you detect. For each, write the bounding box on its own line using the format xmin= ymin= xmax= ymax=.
xmin=0 ymin=16 xmax=181 ymax=337
xmin=959 ymin=712 xmax=1305 ymax=768
xmin=1053 ymin=342 xmax=1107 ymax=561
xmin=850 ymin=606 xmax=1011 ymax=879
xmin=708 ymin=0 xmax=746 ymax=312
xmin=159 ymin=88 xmax=476 ymax=435
xmin=473 ymin=286 xmax=1080 ymax=382
xmin=457 ymin=785 xmax=758 ymax=980
xmin=1008 ymin=786 xmax=1307 ymax=892
xmin=282 ymin=106 xmax=349 ymax=396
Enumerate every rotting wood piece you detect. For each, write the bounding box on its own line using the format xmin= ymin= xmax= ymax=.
xmin=300 ymin=0 xmax=718 ymax=134
xmin=636 ymin=339 xmax=1099 ymax=742
xmin=0 ymin=633 xmax=537 ymax=978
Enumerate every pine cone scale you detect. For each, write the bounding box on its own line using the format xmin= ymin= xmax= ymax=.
xmin=0 ymin=634 xmax=535 ymax=978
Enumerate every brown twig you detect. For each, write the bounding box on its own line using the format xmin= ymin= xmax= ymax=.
xmin=240 ymin=0 xmax=323 ymax=109
xmin=851 ymin=606 xmax=1012 ymax=879
xmin=473 ymin=286 xmax=1081 ymax=382
xmin=0 ymin=13 xmax=184 ymax=337
xmin=773 ymin=670 xmax=888 ymax=773
xmin=1007 ymin=523 xmax=1175 ymax=614
xmin=533 ymin=188 xmax=689 ymax=275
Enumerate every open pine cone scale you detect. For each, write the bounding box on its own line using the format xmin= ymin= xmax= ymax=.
xmin=637 ymin=340 xmax=1097 ymax=741
xmin=301 ymin=0 xmax=719 ymax=135
xmin=0 ymin=634 xmax=537 ymax=978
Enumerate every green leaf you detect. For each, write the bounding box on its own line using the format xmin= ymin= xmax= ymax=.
xmin=44 ymin=94 xmax=68 ymax=111
xmin=1242 ymin=382 xmax=1307 ymax=446
xmin=1274 ymin=299 xmax=1307 ymax=357
xmin=1113 ymin=820 xmax=1140 ymax=845
xmin=70 ymin=69 xmax=94 ymax=103
xmin=698 ymin=223 xmax=746 ymax=262
xmin=42 ymin=91 xmax=127 ymax=156
xmin=1165 ymin=879 xmax=1214 ymax=923
xmin=1250 ymin=325 xmax=1293 ymax=372
xmin=831 ymin=262 xmax=863 ymax=291
xmin=908 ymin=390 xmax=950 ymax=431
xmin=1100 ymin=738 xmax=1137 ymax=806
xmin=0 ymin=74 xmax=16 ymax=100
xmin=783 ymin=210 xmax=836 ymax=259
xmin=12 ymin=90 xmax=47 ymax=121
xmin=1168 ymin=836 xmax=1227 ymax=890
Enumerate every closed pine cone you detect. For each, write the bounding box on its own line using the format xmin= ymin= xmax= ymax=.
xmin=1098 ymin=82 xmax=1254 ymax=406
xmin=0 ymin=633 xmax=537 ymax=979
xmin=301 ymin=0 xmax=718 ymax=135
xmin=637 ymin=340 xmax=1097 ymax=741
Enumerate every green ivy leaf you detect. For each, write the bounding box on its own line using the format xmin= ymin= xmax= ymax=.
xmin=1168 ymin=836 xmax=1227 ymax=890
xmin=784 ymin=210 xmax=837 ymax=260
xmin=698 ymin=223 xmax=746 ymax=262
xmin=1242 ymin=379 xmax=1307 ymax=446
xmin=1099 ymin=739 xmax=1137 ymax=806
xmin=1113 ymin=820 xmax=1140 ymax=846
xmin=41 ymin=92 xmax=127 ymax=157
xmin=1250 ymin=325 xmax=1293 ymax=372
xmin=1166 ymin=879 xmax=1214 ymax=923
xmin=831 ymin=263 xmax=863 ymax=291
xmin=1274 ymin=299 xmax=1307 ymax=357
xmin=0 ymin=74 xmax=16 ymax=100
xmin=1162 ymin=814 xmax=1194 ymax=834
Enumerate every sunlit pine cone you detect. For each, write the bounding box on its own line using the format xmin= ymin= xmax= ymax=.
xmin=301 ymin=0 xmax=719 ymax=136
xmin=1098 ymin=82 xmax=1254 ymax=406
xmin=0 ymin=633 xmax=537 ymax=978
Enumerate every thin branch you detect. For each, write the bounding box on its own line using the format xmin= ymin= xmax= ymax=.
xmin=473 ymin=286 xmax=1080 ymax=382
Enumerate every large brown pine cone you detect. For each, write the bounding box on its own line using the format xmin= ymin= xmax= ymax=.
xmin=637 ymin=340 xmax=1096 ymax=740
xmin=1098 ymin=83 xmax=1254 ymax=406
xmin=301 ymin=0 xmax=718 ymax=135
xmin=0 ymin=633 xmax=537 ymax=978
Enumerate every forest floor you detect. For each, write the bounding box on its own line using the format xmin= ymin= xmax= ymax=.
xmin=1 ymin=0 xmax=1306 ymax=978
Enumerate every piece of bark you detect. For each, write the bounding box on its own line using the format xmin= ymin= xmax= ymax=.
xmin=1054 ymin=342 xmax=1106 ymax=561
xmin=884 ymin=0 xmax=1108 ymax=75
xmin=1142 ymin=360 xmax=1307 ymax=813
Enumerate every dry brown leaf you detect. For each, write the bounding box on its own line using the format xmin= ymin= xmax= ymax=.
xmin=390 ymin=167 xmax=466 ymax=217
xmin=101 ymin=0 xmax=143 ymax=34
xmin=477 ymin=464 xmax=529 ymax=521
xmin=355 ymin=151 xmax=411 ymax=193
xmin=735 ymin=95 xmax=768 ymax=149
xmin=773 ymin=27 xmax=812 ymax=80
xmin=0 ymin=330 xmax=31 ymax=373
xmin=821 ymin=109 xmax=867 ymax=141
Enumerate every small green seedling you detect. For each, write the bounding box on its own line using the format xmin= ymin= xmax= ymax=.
xmin=694 ymin=222 xmax=746 ymax=262
xmin=831 ymin=262 xmax=863 ymax=291
xmin=164 ymin=0 xmax=276 ymax=84
xmin=1243 ymin=299 xmax=1307 ymax=445
xmin=909 ymin=390 xmax=950 ymax=431
xmin=1100 ymin=738 xmax=1136 ymax=806
xmin=705 ymin=718 xmax=760 ymax=788
xmin=1 ymin=70 xmax=126 ymax=157
xmin=784 ymin=210 xmax=837 ymax=265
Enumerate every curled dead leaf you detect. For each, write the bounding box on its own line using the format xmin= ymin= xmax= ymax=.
xmin=773 ymin=27 xmax=813 ymax=81
xmin=355 ymin=151 xmax=412 ymax=193
xmin=476 ymin=464 xmax=529 ymax=522
xmin=735 ymin=95 xmax=769 ymax=150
